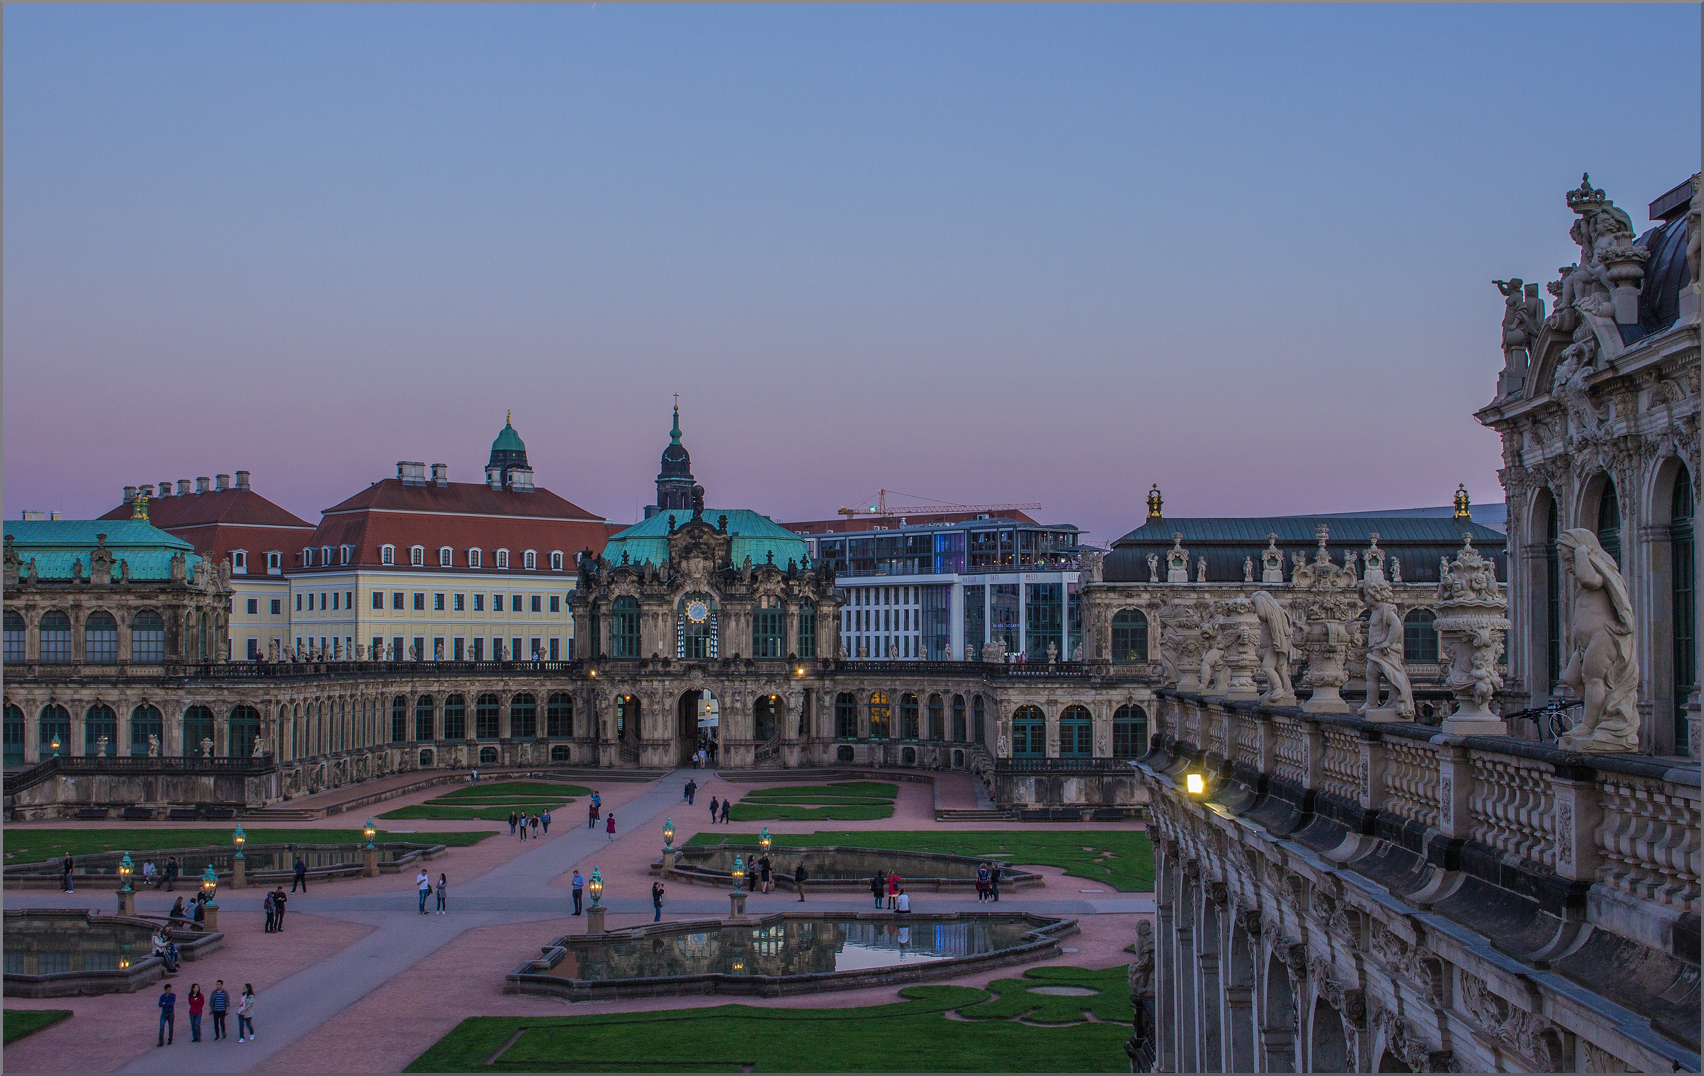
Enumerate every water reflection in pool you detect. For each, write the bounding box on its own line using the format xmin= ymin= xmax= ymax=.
xmin=3 ymin=917 xmax=155 ymax=976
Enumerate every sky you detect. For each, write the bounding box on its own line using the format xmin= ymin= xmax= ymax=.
xmin=4 ymin=5 xmax=1699 ymax=545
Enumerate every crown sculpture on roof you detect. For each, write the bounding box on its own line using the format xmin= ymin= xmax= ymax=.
xmin=1147 ymin=483 xmax=1163 ymax=521
xmin=1453 ymin=483 xmax=1471 ymax=521
xmin=131 ymin=488 xmax=149 ymax=522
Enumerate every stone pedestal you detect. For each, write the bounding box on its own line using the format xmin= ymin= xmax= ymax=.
xmin=586 ymin=907 xmax=606 ymax=935
xmin=1300 ymin=621 xmax=1352 ymax=714
xmin=117 ymin=888 xmax=136 ymax=917
xmin=662 ymin=849 xmax=677 ymax=873
xmin=1219 ymin=609 xmax=1262 ymax=702
xmin=202 ymin=903 xmax=219 ymax=932
xmin=232 ymin=857 xmax=246 ymax=889
xmin=362 ymin=848 xmax=379 ymax=878
xmin=729 ymin=891 xmax=748 ymax=918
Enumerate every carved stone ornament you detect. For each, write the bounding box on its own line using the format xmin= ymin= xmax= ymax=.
xmin=1433 ymin=535 xmax=1510 ymax=730
xmin=1460 ymin=972 xmax=1563 ymax=1069
xmin=1554 ymin=528 xmax=1641 ymax=753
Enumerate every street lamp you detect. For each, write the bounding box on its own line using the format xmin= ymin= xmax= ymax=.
xmin=731 ymin=855 xmax=745 ymax=889
xmin=50 ymin=736 xmax=60 ymax=758
xmin=201 ymin=865 xmax=219 ymax=903
xmin=663 ymin=818 xmax=675 ymax=850
xmin=363 ymin=818 xmax=377 ymax=850
xmin=1184 ymin=771 xmax=1208 ymax=796
xmin=232 ymin=825 xmax=247 ymax=860
xmin=759 ymin=828 xmax=772 ymax=855
xmin=588 ymin=868 xmax=604 ymax=910
xmin=117 ymin=853 xmax=134 ymax=892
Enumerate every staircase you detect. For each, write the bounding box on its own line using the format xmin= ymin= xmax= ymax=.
xmin=934 ymin=807 xmax=1014 ymax=823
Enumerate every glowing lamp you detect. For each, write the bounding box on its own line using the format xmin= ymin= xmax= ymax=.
xmin=50 ymin=736 xmax=61 ymax=758
xmin=663 ymin=818 xmax=675 ymax=850
xmin=201 ymin=865 xmax=219 ymax=901
xmin=731 ymin=855 xmax=746 ymax=888
xmin=1185 ymin=772 xmax=1207 ymax=796
xmin=589 ymin=669 xmax=598 ymax=678
xmin=759 ymin=828 xmax=772 ymax=854
xmin=117 ymin=852 xmax=134 ymax=892
xmin=232 ymin=825 xmax=247 ymax=859
xmin=796 ymin=666 xmax=805 ymax=677
xmin=363 ymin=818 xmax=377 ymax=849
xmin=588 ymin=868 xmax=604 ymax=909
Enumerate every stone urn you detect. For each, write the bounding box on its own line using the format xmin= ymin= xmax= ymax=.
xmin=1433 ymin=537 xmax=1510 ymax=735
xmin=1599 ymin=244 xmax=1649 ymax=325
xmin=1216 ymin=599 xmax=1262 ymax=701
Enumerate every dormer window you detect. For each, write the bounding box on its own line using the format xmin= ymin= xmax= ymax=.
xmin=523 ymin=550 xmax=537 ymax=570
xmin=468 ymin=548 xmax=482 ymax=568
xmin=380 ymin=544 xmax=396 ymax=566
xmin=496 ymin=549 xmax=510 ymax=570
xmin=439 ymin=547 xmax=453 ymax=568
xmin=550 ymin=551 xmax=563 ymax=571
xmin=301 ymin=547 xmax=315 ymax=567
xmin=321 ymin=545 xmax=333 ymax=568
xmin=340 ymin=545 xmax=354 ymax=565
xmin=266 ymin=551 xmax=282 ymax=574
xmin=410 ymin=545 xmax=425 ymax=567
xmin=231 ymin=550 xmax=248 ymax=574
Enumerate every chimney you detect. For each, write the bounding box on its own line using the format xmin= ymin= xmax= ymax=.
xmin=157 ymin=482 xmax=171 ymax=497
xmin=50 ymin=511 xmax=61 ymax=521
xmin=21 ymin=510 xmax=45 ymax=520
xmin=124 ymin=485 xmax=137 ymax=504
xmin=196 ymin=477 xmax=211 ymax=494
xmin=431 ymin=463 xmax=448 ymax=487
xmin=234 ymin=470 xmax=251 ymax=491
xmin=177 ymin=480 xmax=192 ymax=496
xmin=216 ymin=474 xmax=231 ymax=491
xmin=397 ymin=461 xmax=428 ymax=486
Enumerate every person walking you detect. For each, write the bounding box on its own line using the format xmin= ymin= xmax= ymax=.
xmin=606 ymin=812 xmax=617 ymax=841
xmin=988 ymin=862 xmax=1001 ymax=903
xmin=708 ymin=795 xmax=719 ymax=823
xmin=530 ymin=814 xmax=540 ymax=839
xmin=684 ymin=778 xmax=697 ymax=804
xmin=416 ymin=869 xmax=432 ymax=914
xmin=870 ymin=870 xmax=887 ymax=909
xmin=157 ymin=981 xmax=177 ymax=1046
xmin=719 ymin=799 xmax=730 ymax=824
xmin=591 ymin=790 xmax=602 ymax=818
xmin=571 ymin=869 xmax=585 ymax=915
xmin=210 ymin=981 xmax=229 ymax=1041
xmin=187 ymin=983 xmax=205 ymax=1042
xmin=291 ymin=855 xmax=308 ymax=893
xmin=541 ymin=809 xmax=551 ymax=834
xmin=887 ymin=871 xmax=901 ymax=910
xmin=471 ymin=767 xmax=479 ymax=785
xmin=235 ymin=983 xmax=255 ymax=1043
xmin=435 ymin=872 xmax=448 ymax=914
xmin=509 ymin=810 xmax=519 ymax=835
xmin=262 ymin=889 xmax=276 ymax=933
xmin=588 ymin=801 xmax=597 ymax=829
xmin=652 ymin=880 xmax=665 ymax=923
xmin=61 ymin=852 xmax=74 ymax=893
xmin=794 ymin=860 xmax=808 ymax=901
xmin=271 ymin=886 xmax=288 ymax=932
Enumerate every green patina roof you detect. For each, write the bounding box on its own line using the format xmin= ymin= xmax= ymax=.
xmin=4 ymin=519 xmax=202 ymax=582
xmin=491 ymin=418 xmax=526 ymax=454
xmin=602 ymin=509 xmax=809 ymax=572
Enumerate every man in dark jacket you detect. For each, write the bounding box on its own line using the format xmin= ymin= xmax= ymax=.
xmin=271 ymin=886 xmax=289 ymax=931
xmin=61 ymin=853 xmax=74 ymax=892
xmin=162 ymin=856 xmax=180 ymax=891
xmin=291 ymin=855 xmax=308 ymax=892
xmin=794 ymin=860 xmax=808 ymax=901
xmin=157 ymin=982 xmax=177 ymax=1046
xmin=209 ymin=980 xmax=230 ymax=1040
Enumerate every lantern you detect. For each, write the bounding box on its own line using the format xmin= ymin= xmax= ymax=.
xmin=117 ymin=852 xmax=134 ymax=892
xmin=201 ymin=864 xmax=219 ymax=902
xmin=363 ymin=818 xmax=377 ymax=850
xmin=232 ymin=824 xmax=247 ymax=859
xmin=1185 ymin=772 xmax=1207 ymax=796
xmin=759 ymin=827 xmax=772 ymax=854
xmin=730 ymin=855 xmax=745 ymax=889
xmin=663 ymin=818 xmax=675 ymax=850
xmin=588 ymin=868 xmax=604 ymax=909
xmin=50 ymin=736 xmax=61 ymax=758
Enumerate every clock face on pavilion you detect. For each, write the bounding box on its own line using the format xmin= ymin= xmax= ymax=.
xmin=685 ymin=600 xmax=710 ymax=624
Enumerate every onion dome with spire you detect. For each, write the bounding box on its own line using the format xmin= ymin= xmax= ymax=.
xmin=486 ymin=412 xmax=535 ymax=492
xmin=651 ymin=404 xmax=696 ymax=516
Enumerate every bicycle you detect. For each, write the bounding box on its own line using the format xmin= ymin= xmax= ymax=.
xmin=1505 ymin=699 xmax=1581 ymax=743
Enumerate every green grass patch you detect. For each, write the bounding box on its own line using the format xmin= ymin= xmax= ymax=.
xmin=379 ymin=780 xmax=588 ymax=821
xmin=405 ymin=966 xmax=1129 ymax=1072
xmin=686 ymin=830 xmax=1153 ymax=892
xmin=435 ymin=782 xmax=590 ymax=802
xmin=4 ymin=1009 xmax=71 ymax=1045
xmin=726 ymin=803 xmax=894 ymax=822
xmin=379 ymin=802 xmax=572 ymax=821
xmin=743 ymin=782 xmax=897 ymax=800
xmin=3 ymin=829 xmax=492 ymax=864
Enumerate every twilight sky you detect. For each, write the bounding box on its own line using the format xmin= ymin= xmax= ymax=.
xmin=5 ymin=5 xmax=1698 ymax=544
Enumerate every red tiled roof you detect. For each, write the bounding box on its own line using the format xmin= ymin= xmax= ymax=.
xmin=782 ymin=510 xmax=1038 ymax=535
xmin=99 ymin=489 xmax=315 ymax=567
xmin=322 ymin=479 xmax=600 ymax=521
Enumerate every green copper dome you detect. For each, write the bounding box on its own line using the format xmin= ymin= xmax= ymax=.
xmin=491 ymin=413 xmax=526 ymax=455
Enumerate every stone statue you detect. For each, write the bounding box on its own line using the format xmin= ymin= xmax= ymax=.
xmin=1195 ymin=557 xmax=1207 ymax=583
xmin=1046 ymin=640 xmax=1058 ymax=664
xmin=1390 ymin=557 xmax=1401 ymax=584
xmin=1146 ymin=553 xmax=1160 ymax=583
xmin=1097 ymin=736 xmax=1107 ymax=756
xmin=1166 ymin=535 xmax=1189 ymax=583
xmin=1251 ymin=591 xmax=1297 ymax=705
xmin=1556 ymin=529 xmax=1640 ymax=753
xmin=997 ymin=734 xmax=1009 ymax=757
xmin=1071 ymin=643 xmax=1083 ymax=661
xmin=1243 ymin=556 xmax=1254 ymax=583
xmin=252 ymin=735 xmax=265 ymax=757
xmin=95 ymin=735 xmax=109 ymax=758
xmin=1129 ymin=920 xmax=1155 ymax=997
xmin=147 ymin=734 xmax=160 ymax=758
xmin=1357 ymin=581 xmax=1414 ymax=720
xmin=200 ymin=737 xmax=214 ymax=758
xmin=1552 ymin=343 xmax=1605 ymax=437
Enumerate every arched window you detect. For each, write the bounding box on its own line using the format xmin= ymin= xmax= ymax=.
xmin=973 ymin=694 xmax=986 ymax=745
xmin=1060 ymin=704 xmax=1093 ymax=756
xmin=495 ymin=549 xmax=510 ymax=570
xmin=475 ymin=694 xmax=500 ymax=740
xmin=797 ymin=602 xmax=817 ymax=659
xmin=952 ymin=694 xmax=967 ymax=742
xmin=753 ymin=599 xmax=785 ymax=658
xmin=927 ymin=694 xmax=945 ymax=741
xmin=132 ymin=610 xmax=165 ymax=663
xmin=678 ymin=594 xmax=717 ymax=659
xmin=229 ymin=705 xmax=261 ymax=757
xmin=1597 ymin=479 xmax=1622 ymax=566
xmin=899 ymin=693 xmax=920 ymax=740
xmin=467 ymin=548 xmax=482 ymax=569
xmin=1673 ymin=472 xmax=1696 ymax=748
xmin=1111 ymin=609 xmax=1149 ymax=662
xmin=38 ymin=704 xmax=70 ymax=760
xmin=1544 ymin=496 xmax=1562 ymax=685
xmin=835 ymin=692 xmax=858 ymax=739
xmin=511 ymin=693 xmax=538 ymax=738
xmin=1113 ymin=705 xmax=1148 ymax=759
xmin=438 ymin=547 xmax=453 ymax=567
xmin=1011 ymin=705 xmax=1045 ymax=758
xmin=611 ymin=597 xmax=641 ymax=658
xmin=547 ymin=693 xmax=573 ymax=737
xmin=754 ymin=695 xmax=781 ymax=742
xmin=616 ymin=695 xmax=639 ymax=740
xmin=1403 ymin=609 xmax=1438 ymax=664
xmin=183 ymin=705 xmax=215 ymax=757
xmin=4 ymin=611 xmax=25 ymax=663
xmin=3 ymin=704 xmax=24 ymax=767
xmin=550 ymin=551 xmax=564 ymax=571
xmin=868 ymin=691 xmax=891 ymax=740
xmin=380 ymin=544 xmax=395 ymax=566
xmin=415 ymin=695 xmax=436 ymax=742
xmin=84 ymin=704 xmax=117 ymax=756
xmin=524 ymin=550 xmax=537 ymax=570
xmin=85 ymin=611 xmax=119 ymax=664
xmin=130 ymin=705 xmax=162 ymax=756
xmin=38 ymin=612 xmax=71 ymax=663
xmin=443 ymin=695 xmax=467 ymax=740
xmin=391 ymin=695 xmax=408 ymax=743
xmin=410 ymin=545 xmax=425 ymax=567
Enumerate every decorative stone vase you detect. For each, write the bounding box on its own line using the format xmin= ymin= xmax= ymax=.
xmin=1433 ymin=537 xmax=1510 ymax=735
xmin=1217 ymin=601 xmax=1262 ymax=701
xmin=1600 ymin=246 xmax=1649 ymax=325
xmin=1299 ymin=619 xmax=1353 ymax=713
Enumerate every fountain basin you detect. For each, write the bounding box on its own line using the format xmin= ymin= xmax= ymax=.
xmin=653 ymin=845 xmax=1042 ymax=892
xmin=5 ymin=841 xmax=447 ymax=889
xmin=506 ymin=911 xmax=1076 ymax=1000
xmin=4 ymin=909 xmax=223 ymax=997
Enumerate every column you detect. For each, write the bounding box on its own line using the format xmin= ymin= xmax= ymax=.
xmin=1154 ymin=838 xmax=1178 ymax=1074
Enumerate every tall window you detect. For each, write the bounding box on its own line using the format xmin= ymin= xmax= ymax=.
xmin=1011 ymin=705 xmax=1046 ymax=757
xmin=524 ymin=550 xmax=537 ymax=570
xmin=496 ymin=549 xmax=510 ymax=569
xmin=753 ymin=601 xmax=785 ymax=658
xmin=611 ymin=597 xmax=641 ymax=658
xmin=1403 ymin=609 xmax=1439 ymax=664
xmin=381 ymin=545 xmax=395 ymax=565
xmin=84 ymin=705 xmax=117 ymax=756
xmin=1113 ymin=705 xmax=1148 ymax=759
xmin=4 ymin=611 xmax=25 ymax=663
xmin=868 ymin=691 xmax=891 ymax=739
xmin=952 ymin=694 xmax=967 ymax=742
xmin=130 ymin=705 xmax=162 ymax=756
xmin=1111 ymin=609 xmax=1149 ymax=662
xmin=963 ymin=585 xmax=986 ymax=656
xmin=551 ymin=551 xmax=563 ymax=571
xmin=38 ymin=611 xmax=71 ymax=663
xmin=973 ymin=694 xmax=986 ymax=744
xmin=928 ymin=694 xmax=945 ymax=741
xmin=475 ymin=694 xmax=501 ymax=739
xmin=678 ymin=595 xmax=716 ymax=660
xmin=1060 ymin=704 xmax=1093 ymax=756
xmin=1596 ymin=479 xmax=1622 ymax=566
xmin=3 ymin=705 xmax=23 ymax=767
xmin=229 ymin=705 xmax=261 ymax=757
xmin=754 ymin=695 xmax=781 ymax=742
xmin=511 ymin=694 xmax=537 ymax=738
xmin=183 ymin=706 xmax=215 ymax=757
xmin=38 ymin=704 xmax=70 ymax=760
xmin=468 ymin=548 xmax=482 ymax=568
xmin=443 ymin=695 xmax=467 ymax=740
xmin=1025 ymin=583 xmax=1062 ymax=660
xmin=391 ymin=696 xmax=408 ymax=743
xmin=439 ymin=547 xmax=453 ymax=567
xmin=899 ymin=693 xmax=920 ymax=740
xmin=797 ymin=602 xmax=817 ymax=658
xmin=1674 ymin=473 xmax=1696 ymax=748
xmin=1544 ymin=497 xmax=1562 ymax=686
xmin=547 ymin=693 xmax=573 ymax=737
xmin=415 ymin=696 xmax=435 ymax=742
xmin=410 ymin=546 xmax=425 ymax=567
xmin=836 ymin=692 xmax=858 ymax=739
xmin=990 ymin=585 xmax=1020 ymax=654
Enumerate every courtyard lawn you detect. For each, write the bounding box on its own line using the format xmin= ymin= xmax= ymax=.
xmin=731 ymin=781 xmax=897 ymax=821
xmin=4 ymin=1009 xmax=71 ymax=1045
xmin=3 ymin=828 xmax=493 ymax=865
xmin=743 ymin=782 xmax=897 ymax=800
xmin=406 ymin=966 xmax=1131 ymax=1073
xmin=727 ymin=803 xmax=894 ymax=822
xmin=435 ymin=782 xmax=591 ymax=802
xmin=687 ymin=829 xmax=1153 ymax=892
xmin=380 ymin=801 xmax=575 ymax=822
xmin=379 ymin=781 xmax=588 ymax=821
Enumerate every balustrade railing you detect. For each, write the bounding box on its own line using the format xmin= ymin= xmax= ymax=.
xmin=1319 ymin=728 xmax=1361 ymax=803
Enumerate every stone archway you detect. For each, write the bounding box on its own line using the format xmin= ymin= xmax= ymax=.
xmin=1226 ymin=919 xmax=1256 ymax=1072
xmin=678 ymin=688 xmax=718 ymax=765
xmin=1262 ymin=952 xmax=1297 ymax=1072
xmin=1310 ymin=996 xmax=1348 ymax=1073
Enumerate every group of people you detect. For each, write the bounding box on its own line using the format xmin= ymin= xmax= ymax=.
xmin=156 ymin=980 xmax=254 ymax=1046
xmin=737 ymin=854 xmax=808 ymax=900
xmin=262 ymin=886 xmax=290 ymax=932
xmin=870 ymin=869 xmax=911 ymax=913
xmin=138 ymin=856 xmax=181 ymax=891
xmin=164 ymin=893 xmax=217 ymax=931
xmin=416 ymin=869 xmax=448 ymax=913
xmin=704 ymin=795 xmax=732 ymax=824
xmin=509 ymin=810 xmax=550 ymax=840
xmin=975 ymin=862 xmax=1004 ymax=902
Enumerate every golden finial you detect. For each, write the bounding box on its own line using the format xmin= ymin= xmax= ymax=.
xmin=131 ymin=488 xmax=149 ymax=522
xmin=506 ymin=409 xmax=512 ymax=426
xmin=1453 ymin=483 xmax=1471 ymax=521
xmin=1147 ymin=483 xmax=1163 ymax=521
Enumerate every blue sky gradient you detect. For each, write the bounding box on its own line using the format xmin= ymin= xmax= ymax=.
xmin=5 ymin=5 xmax=1698 ymax=542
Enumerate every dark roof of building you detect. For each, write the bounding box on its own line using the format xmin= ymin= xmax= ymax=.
xmin=321 ymin=479 xmax=600 ymax=522
xmin=1629 ymin=211 xmax=1693 ymax=342
xmin=659 ymin=406 xmax=693 ymax=482
xmin=99 ymin=489 xmax=313 ymax=531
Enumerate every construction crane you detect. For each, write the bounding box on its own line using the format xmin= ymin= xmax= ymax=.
xmin=836 ymin=489 xmax=1042 ymax=519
